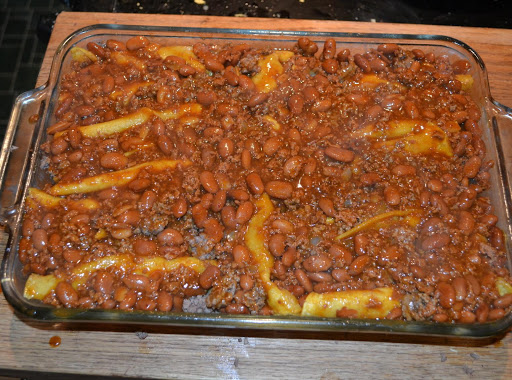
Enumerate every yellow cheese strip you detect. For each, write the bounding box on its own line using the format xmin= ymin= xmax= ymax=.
xmin=157 ymin=46 xmax=205 ymax=72
xmin=135 ymin=257 xmax=215 ymax=275
xmin=110 ymin=81 xmax=154 ymax=105
xmin=376 ymin=123 xmax=453 ymax=157
xmin=78 ymin=108 xmax=153 ymax=138
xmin=24 ymin=254 xmax=215 ymax=300
xmin=263 ymin=115 xmax=281 ymax=131
xmin=336 ymin=209 xmax=420 ymax=241
xmin=252 ymin=51 xmax=294 ymax=93
xmin=359 ymin=74 xmax=388 ymax=87
xmin=353 ymin=120 xmax=453 ymax=157
xmin=496 ymin=277 xmax=512 ymax=297
xmin=245 ymin=193 xmax=302 ymax=315
xmin=455 ymin=74 xmax=474 ymax=91
xmin=354 ymin=119 xmax=435 ymax=139
xmin=24 ymin=274 xmax=62 ymax=300
xmin=75 ymin=103 xmax=202 ymax=138
xmin=49 ymin=159 xmax=191 ymax=196
xmin=70 ymin=47 xmax=97 ymax=63
xmin=153 ymin=103 xmax=202 ymax=121
xmin=301 ymin=287 xmax=399 ymax=318
xmin=27 ymin=188 xmax=61 ymax=208
xmin=71 ymin=254 xmax=135 ymax=287
xmin=27 ymin=188 xmax=100 ymax=211
xmin=111 ymin=51 xmax=146 ymax=71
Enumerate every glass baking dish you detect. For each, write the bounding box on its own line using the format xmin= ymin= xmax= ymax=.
xmin=1 ymin=24 xmax=512 ymax=338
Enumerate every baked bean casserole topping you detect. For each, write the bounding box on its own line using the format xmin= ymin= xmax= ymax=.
xmin=20 ymin=36 xmax=512 ymax=322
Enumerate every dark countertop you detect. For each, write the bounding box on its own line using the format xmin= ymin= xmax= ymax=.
xmin=0 ymin=0 xmax=511 ymax=141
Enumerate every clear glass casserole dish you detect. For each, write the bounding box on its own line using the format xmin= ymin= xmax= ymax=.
xmin=1 ymin=24 xmax=512 ymax=338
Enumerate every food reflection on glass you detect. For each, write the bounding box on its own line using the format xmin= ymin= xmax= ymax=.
xmin=20 ymin=35 xmax=512 ymax=323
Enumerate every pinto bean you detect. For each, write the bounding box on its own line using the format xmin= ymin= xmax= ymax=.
xmin=332 ymin=268 xmax=350 ymax=283
xmin=348 ymin=255 xmax=370 ymax=276
xmin=265 ymin=181 xmax=293 ymax=199
xmin=200 ymin=171 xmax=219 ymax=193
xmin=392 ymin=164 xmax=416 ymax=176
xmin=458 ymin=211 xmax=475 ymax=235
xmin=123 ymin=274 xmax=149 ymax=290
xmin=312 ymin=99 xmax=332 ymax=112
xmin=179 ymin=64 xmax=196 ymax=77
xmin=437 ymin=282 xmax=456 ymax=308
xmin=288 ymin=94 xmax=305 ymax=114
xmin=243 ymin=174 xmax=263 ymax=197
xmin=328 ymin=244 xmax=353 ymax=266
xmin=227 ymin=189 xmax=249 ymax=201
xmin=476 ymin=303 xmax=489 ymax=322
xmin=133 ymin=238 xmax=157 ymax=256
xmin=452 ymin=277 xmax=468 ymax=301
xmin=494 ymin=294 xmax=512 ymax=309
xmin=318 ymin=197 xmax=335 ymax=217
xmin=263 ymin=137 xmax=282 ymax=156
xmin=303 ymin=86 xmax=320 ymax=103
xmin=172 ymin=198 xmax=188 ymax=218
xmin=322 ymin=59 xmax=339 ymax=74
xmin=100 ymin=152 xmax=128 ymax=170
xmin=63 ymin=249 xmax=81 ymax=263
xmin=240 ymin=274 xmax=254 ymax=290
xmin=354 ymin=54 xmax=371 ymax=73
xmin=204 ymin=218 xmax=224 ymax=243
xmin=248 ymin=92 xmax=269 ymax=107
xmin=370 ymin=58 xmax=387 ymax=72
xmin=51 ymin=137 xmax=68 ymax=155
xmin=197 ymin=90 xmax=217 ymax=106
xmin=489 ymin=226 xmax=505 ymax=250
xmin=281 ymin=247 xmax=297 ymax=267
xmin=138 ymin=190 xmax=157 ymax=211
xmin=32 ymin=229 xmax=48 ymax=251
xmin=378 ymin=43 xmax=399 ymax=55
xmin=269 ymin=234 xmax=286 ymax=257
xmin=322 ymin=38 xmax=336 ymax=59
xmin=463 ymin=156 xmax=481 ymax=178
xmin=241 ymin=149 xmax=252 ymax=169
xmin=233 ymin=245 xmax=250 ymax=265
xmin=211 ymin=190 xmax=227 ymax=212
xmin=126 ymin=36 xmax=149 ymax=51
xmin=94 ymin=271 xmax=114 ymax=295
xmin=157 ymin=228 xmax=184 ymax=246
xmin=384 ymin=185 xmax=401 ymax=206
xmin=295 ymin=269 xmax=313 ymax=293
xmin=324 ymin=146 xmax=354 ymax=162
xmin=303 ymin=254 xmax=332 ymax=272
xmin=128 ymin=178 xmax=151 ymax=192
xmin=360 ymin=172 xmax=380 ymax=186
xmin=421 ymin=233 xmax=450 ymax=251
xmin=199 ymin=265 xmax=221 ymax=289
xmin=297 ymin=37 xmax=318 ymax=55
xmin=102 ymin=75 xmax=115 ymax=94
xmin=283 ymin=156 xmax=304 ymax=178
xmin=221 ymin=206 xmax=237 ymax=229
xmin=47 ymin=121 xmax=71 ymax=135
xmin=157 ymin=291 xmax=173 ymax=312
xmin=204 ymin=56 xmax=224 ymax=72
xmin=236 ymin=201 xmax=254 ymax=224
xmin=56 ymin=282 xmax=78 ymax=307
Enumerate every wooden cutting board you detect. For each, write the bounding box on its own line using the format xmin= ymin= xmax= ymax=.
xmin=0 ymin=12 xmax=511 ymax=379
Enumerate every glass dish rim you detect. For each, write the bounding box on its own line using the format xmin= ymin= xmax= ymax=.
xmin=2 ymin=23 xmax=512 ymax=339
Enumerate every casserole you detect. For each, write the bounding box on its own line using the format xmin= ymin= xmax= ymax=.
xmin=1 ymin=24 xmax=512 ymax=337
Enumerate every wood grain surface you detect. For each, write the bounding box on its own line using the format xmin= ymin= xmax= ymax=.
xmin=1 ymin=12 xmax=511 ymax=379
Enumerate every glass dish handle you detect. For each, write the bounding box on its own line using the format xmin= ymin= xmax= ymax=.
xmin=0 ymin=86 xmax=49 ymax=230
xmin=491 ymin=101 xmax=512 ymax=188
